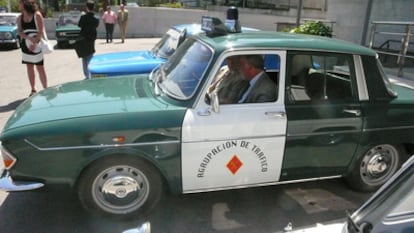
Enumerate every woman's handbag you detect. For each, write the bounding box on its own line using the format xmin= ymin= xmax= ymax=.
xmin=34 ymin=13 xmax=54 ymax=54
xmin=40 ymin=38 xmax=53 ymax=54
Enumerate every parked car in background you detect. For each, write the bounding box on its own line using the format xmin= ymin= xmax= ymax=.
xmin=126 ymin=2 xmax=139 ymax=7
xmin=1 ymin=14 xmax=414 ymax=220
xmin=0 ymin=13 xmax=20 ymax=49
xmin=88 ymin=24 xmax=258 ymax=78
xmin=55 ymin=10 xmax=82 ymax=48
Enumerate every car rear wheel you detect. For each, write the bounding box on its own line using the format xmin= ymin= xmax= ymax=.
xmin=77 ymin=156 xmax=163 ymax=218
xmin=346 ymin=144 xmax=404 ymax=192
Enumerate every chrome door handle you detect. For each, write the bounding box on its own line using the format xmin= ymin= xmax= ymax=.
xmin=343 ymin=109 xmax=361 ymax=116
xmin=265 ymin=111 xmax=286 ymax=118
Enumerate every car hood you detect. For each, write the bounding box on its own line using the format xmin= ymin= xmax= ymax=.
xmin=88 ymin=50 xmax=165 ymax=76
xmin=55 ymin=25 xmax=80 ymax=31
xmin=0 ymin=25 xmax=17 ymax=32
xmin=2 ymin=76 xmax=169 ymax=133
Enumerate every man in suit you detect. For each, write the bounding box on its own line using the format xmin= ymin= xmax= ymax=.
xmin=117 ymin=4 xmax=128 ymax=43
xmin=76 ymin=0 xmax=99 ymax=79
xmin=238 ymin=55 xmax=278 ymax=103
xmin=208 ymin=56 xmax=249 ymax=104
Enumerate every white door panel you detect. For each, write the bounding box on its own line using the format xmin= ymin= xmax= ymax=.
xmin=182 ymin=137 xmax=285 ymax=192
xmin=182 ymin=103 xmax=287 ymax=193
xmin=182 ymin=104 xmax=286 ymax=142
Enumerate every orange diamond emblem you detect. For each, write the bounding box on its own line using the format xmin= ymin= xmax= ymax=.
xmin=227 ymin=155 xmax=243 ymax=175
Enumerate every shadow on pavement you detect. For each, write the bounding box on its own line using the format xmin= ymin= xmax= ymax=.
xmin=0 ymin=99 xmax=26 ymax=113
xmin=0 ymin=179 xmax=371 ymax=233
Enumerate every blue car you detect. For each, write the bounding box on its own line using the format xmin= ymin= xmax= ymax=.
xmin=88 ymin=24 xmax=258 ymax=78
xmin=0 ymin=13 xmax=20 ymax=49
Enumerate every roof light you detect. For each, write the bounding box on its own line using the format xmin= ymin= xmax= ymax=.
xmin=225 ymin=6 xmax=241 ymax=33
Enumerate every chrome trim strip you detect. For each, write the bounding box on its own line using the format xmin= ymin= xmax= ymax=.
xmin=363 ymin=125 xmax=414 ymax=132
xmin=0 ymin=169 xmax=44 ymax=192
xmin=287 ymin=129 xmax=361 ymax=137
xmin=183 ymin=175 xmax=342 ymax=194
xmin=24 ymin=139 xmax=180 ymax=151
xmin=182 ymin=134 xmax=286 ymax=144
xmin=354 ymin=55 xmax=369 ymax=101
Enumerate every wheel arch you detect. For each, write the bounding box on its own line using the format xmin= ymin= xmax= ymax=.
xmin=73 ymin=148 xmax=173 ymax=194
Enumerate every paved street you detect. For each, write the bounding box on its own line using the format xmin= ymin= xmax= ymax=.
xmin=0 ymin=39 xmax=372 ymax=233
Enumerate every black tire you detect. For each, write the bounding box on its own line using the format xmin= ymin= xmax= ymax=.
xmin=77 ymin=156 xmax=163 ymax=219
xmin=346 ymin=144 xmax=404 ymax=192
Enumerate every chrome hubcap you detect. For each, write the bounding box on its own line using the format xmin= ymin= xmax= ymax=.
xmin=102 ymin=176 xmax=140 ymax=198
xmin=92 ymin=166 xmax=150 ymax=214
xmin=366 ymin=154 xmax=388 ymax=176
xmin=360 ymin=144 xmax=399 ymax=186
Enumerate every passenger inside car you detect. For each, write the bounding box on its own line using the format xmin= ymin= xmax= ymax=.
xmin=237 ymin=55 xmax=278 ymax=103
xmin=208 ymin=56 xmax=249 ymax=104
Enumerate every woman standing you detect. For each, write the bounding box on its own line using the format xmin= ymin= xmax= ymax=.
xmin=17 ymin=0 xmax=47 ymax=96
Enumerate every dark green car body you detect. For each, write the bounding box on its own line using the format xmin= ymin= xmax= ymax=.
xmin=1 ymin=29 xmax=414 ymax=218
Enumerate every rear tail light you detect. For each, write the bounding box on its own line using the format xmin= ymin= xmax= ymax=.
xmin=1 ymin=146 xmax=16 ymax=169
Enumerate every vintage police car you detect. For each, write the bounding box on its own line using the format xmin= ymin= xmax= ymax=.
xmin=0 ymin=13 xmax=20 ymax=49
xmin=88 ymin=24 xmax=258 ymax=78
xmin=55 ymin=11 xmax=82 ymax=48
xmin=1 ymin=16 xmax=414 ymax=219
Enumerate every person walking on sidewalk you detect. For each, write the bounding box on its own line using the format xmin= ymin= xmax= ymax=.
xmin=75 ymin=0 xmax=99 ymax=79
xmin=117 ymin=4 xmax=128 ymax=43
xmin=102 ymin=5 xmax=117 ymax=43
xmin=17 ymin=0 xmax=48 ymax=96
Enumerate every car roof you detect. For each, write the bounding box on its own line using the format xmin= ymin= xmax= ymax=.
xmin=194 ymin=31 xmax=377 ymax=56
xmin=171 ymin=23 xmax=259 ymax=37
xmin=0 ymin=12 xmax=20 ymax=17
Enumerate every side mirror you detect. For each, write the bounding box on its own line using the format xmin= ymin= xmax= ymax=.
xmin=122 ymin=222 xmax=151 ymax=233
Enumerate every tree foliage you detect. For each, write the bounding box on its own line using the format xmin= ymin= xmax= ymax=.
xmin=291 ymin=21 xmax=333 ymax=37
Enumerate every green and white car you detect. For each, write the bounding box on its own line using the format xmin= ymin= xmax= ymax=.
xmin=55 ymin=10 xmax=82 ymax=48
xmin=1 ymin=17 xmax=414 ymax=218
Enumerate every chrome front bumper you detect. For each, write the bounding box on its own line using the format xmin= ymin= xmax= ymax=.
xmin=0 ymin=169 xmax=44 ymax=191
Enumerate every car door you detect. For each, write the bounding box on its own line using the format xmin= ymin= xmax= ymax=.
xmin=181 ymin=51 xmax=287 ymax=193
xmin=282 ymin=52 xmax=363 ymax=181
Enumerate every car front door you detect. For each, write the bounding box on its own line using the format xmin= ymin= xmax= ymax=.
xmin=181 ymin=51 xmax=287 ymax=193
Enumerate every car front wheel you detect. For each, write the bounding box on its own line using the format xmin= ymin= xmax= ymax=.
xmin=346 ymin=144 xmax=404 ymax=192
xmin=77 ymin=156 xmax=163 ymax=218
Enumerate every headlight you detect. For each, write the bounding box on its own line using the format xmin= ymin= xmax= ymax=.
xmin=4 ymin=32 xmax=13 ymax=40
xmin=58 ymin=32 xmax=66 ymax=36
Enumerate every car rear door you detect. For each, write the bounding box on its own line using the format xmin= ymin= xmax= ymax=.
xmin=282 ymin=51 xmax=363 ymax=181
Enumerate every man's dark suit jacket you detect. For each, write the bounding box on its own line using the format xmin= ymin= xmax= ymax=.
xmin=243 ymin=72 xmax=278 ymax=103
xmin=75 ymin=12 xmax=99 ymax=58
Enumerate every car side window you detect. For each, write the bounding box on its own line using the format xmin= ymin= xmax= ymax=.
xmin=208 ymin=53 xmax=280 ymax=105
xmin=287 ymin=53 xmax=354 ymax=103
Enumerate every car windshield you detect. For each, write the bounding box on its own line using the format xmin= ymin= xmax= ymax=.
xmin=58 ymin=13 xmax=81 ymax=26
xmin=155 ymin=38 xmax=212 ymax=99
xmin=0 ymin=15 xmax=17 ymax=26
xmin=151 ymin=28 xmax=184 ymax=59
